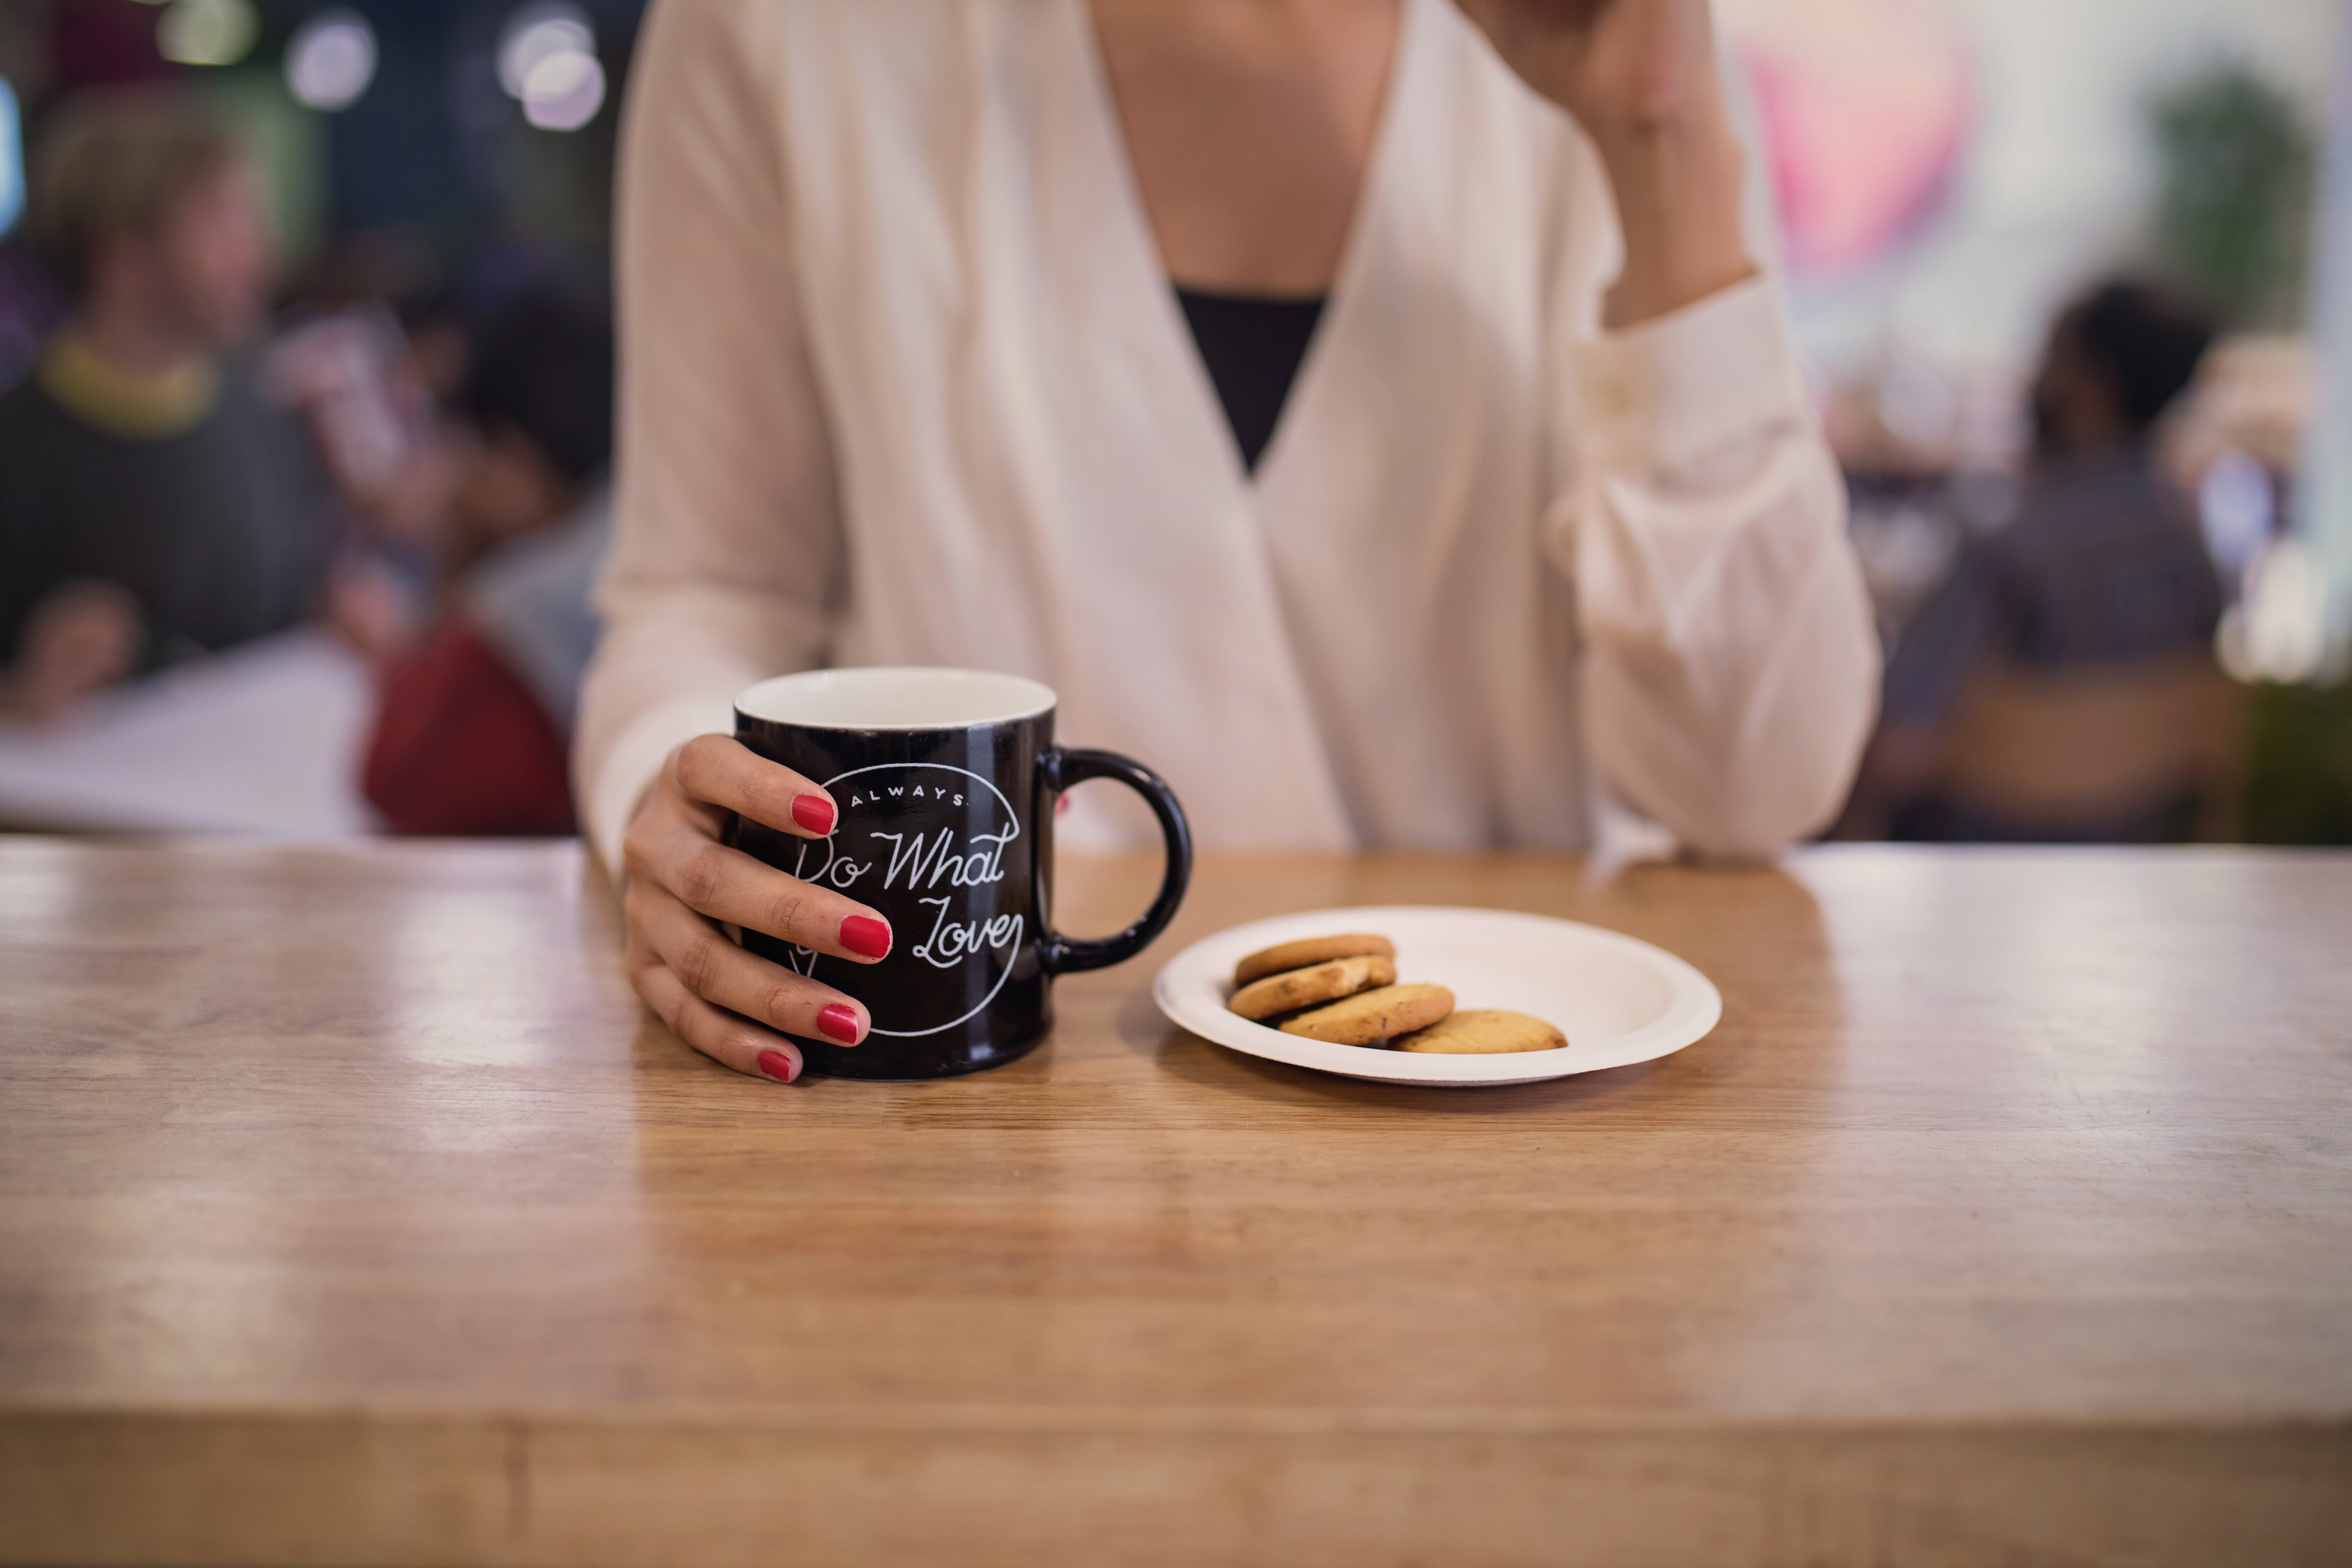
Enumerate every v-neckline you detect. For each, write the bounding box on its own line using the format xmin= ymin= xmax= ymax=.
xmin=1068 ymin=0 xmax=1422 ymax=496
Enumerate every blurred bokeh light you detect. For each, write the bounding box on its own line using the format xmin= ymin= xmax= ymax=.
xmin=283 ymin=8 xmax=374 ymax=113
xmin=496 ymin=2 xmax=602 ymax=132
xmin=156 ymin=0 xmax=258 ymax=69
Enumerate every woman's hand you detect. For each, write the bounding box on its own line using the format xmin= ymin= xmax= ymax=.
xmin=0 ymin=580 xmax=140 ymax=721
xmin=621 ymin=734 xmax=894 ymax=1085
xmin=1453 ymin=0 xmax=1754 ymax=327
xmin=1454 ymin=0 xmax=1717 ymax=138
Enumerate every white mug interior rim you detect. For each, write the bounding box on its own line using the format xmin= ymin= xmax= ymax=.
xmin=735 ymin=667 xmax=1057 ymax=731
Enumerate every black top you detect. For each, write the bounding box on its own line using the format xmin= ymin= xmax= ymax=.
xmin=1882 ymin=452 xmax=2225 ymax=730
xmin=1174 ymin=286 xmax=1327 ymax=474
xmin=1879 ymin=451 xmax=2227 ymax=843
xmin=0 ymin=364 xmax=331 ymax=669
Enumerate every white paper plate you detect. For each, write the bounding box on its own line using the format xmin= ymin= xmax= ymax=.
xmin=1151 ymin=905 xmax=1722 ymax=1087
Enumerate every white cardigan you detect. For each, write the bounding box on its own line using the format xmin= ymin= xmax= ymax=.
xmin=578 ymin=0 xmax=1880 ymax=867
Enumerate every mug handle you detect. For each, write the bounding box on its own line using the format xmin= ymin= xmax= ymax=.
xmin=1037 ymin=747 xmax=1193 ymax=976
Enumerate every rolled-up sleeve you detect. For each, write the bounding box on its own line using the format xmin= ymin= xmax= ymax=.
xmin=1549 ymin=276 xmax=1880 ymax=857
xmin=574 ymin=0 xmax=846 ymax=874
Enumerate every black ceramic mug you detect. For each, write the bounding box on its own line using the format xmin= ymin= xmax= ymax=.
xmin=731 ymin=667 xmax=1192 ymax=1079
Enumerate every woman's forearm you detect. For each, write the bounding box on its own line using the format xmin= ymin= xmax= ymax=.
xmin=1551 ymin=273 xmax=1879 ymax=856
xmin=1587 ymin=89 xmax=1755 ymax=330
xmin=1453 ymin=0 xmax=1757 ymax=329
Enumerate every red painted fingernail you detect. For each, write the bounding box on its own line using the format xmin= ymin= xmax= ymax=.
xmin=756 ymin=1048 xmax=798 ymax=1083
xmin=816 ymin=1003 xmax=861 ymax=1043
xmin=840 ymin=914 xmax=892 ymax=959
xmin=791 ymin=794 xmax=836 ymax=836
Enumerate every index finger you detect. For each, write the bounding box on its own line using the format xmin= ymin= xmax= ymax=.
xmin=672 ymin=733 xmax=838 ymax=838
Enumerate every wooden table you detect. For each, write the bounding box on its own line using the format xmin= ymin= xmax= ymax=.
xmin=2 ymin=841 xmax=2348 ymax=1566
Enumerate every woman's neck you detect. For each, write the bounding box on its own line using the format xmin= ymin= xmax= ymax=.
xmin=1088 ymin=0 xmax=1400 ymax=296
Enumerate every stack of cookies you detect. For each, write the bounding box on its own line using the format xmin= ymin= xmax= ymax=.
xmin=1225 ymin=932 xmax=1566 ymax=1055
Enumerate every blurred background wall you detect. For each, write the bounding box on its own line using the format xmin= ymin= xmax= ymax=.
xmin=0 ymin=0 xmax=2331 ymax=406
xmin=0 ymin=0 xmax=2344 ymax=842
xmin=0 ymin=0 xmax=639 ymax=373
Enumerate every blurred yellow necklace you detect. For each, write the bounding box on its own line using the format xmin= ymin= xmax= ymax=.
xmin=37 ymin=332 xmax=220 ymax=440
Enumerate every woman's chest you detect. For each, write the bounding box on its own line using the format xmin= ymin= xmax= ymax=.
xmin=1084 ymin=0 xmax=1400 ymax=295
xmin=764 ymin=0 xmax=1588 ymax=560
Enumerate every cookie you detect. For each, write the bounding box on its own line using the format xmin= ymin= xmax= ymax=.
xmin=1233 ymin=932 xmax=1396 ymax=988
xmin=1393 ymin=1009 xmax=1566 ymax=1055
xmin=1278 ymin=983 xmax=1455 ymax=1046
xmin=1228 ymin=954 xmax=1396 ymax=1021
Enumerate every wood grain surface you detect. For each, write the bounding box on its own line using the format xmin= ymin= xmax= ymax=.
xmin=2 ymin=840 xmax=2348 ymax=1566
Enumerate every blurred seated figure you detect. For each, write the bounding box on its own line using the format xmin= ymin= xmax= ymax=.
xmin=361 ymin=283 xmax=613 ymax=835
xmin=0 ymin=91 xmax=330 ymax=720
xmin=1845 ymin=280 xmax=2232 ymax=841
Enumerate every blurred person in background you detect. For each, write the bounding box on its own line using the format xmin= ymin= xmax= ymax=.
xmin=0 ymin=89 xmax=332 ymax=720
xmin=1845 ymin=279 xmax=2228 ymax=841
xmin=361 ymin=281 xmax=614 ymax=836
xmin=585 ymin=0 xmax=1882 ymax=1083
